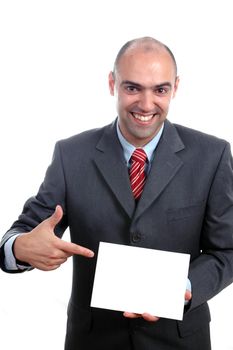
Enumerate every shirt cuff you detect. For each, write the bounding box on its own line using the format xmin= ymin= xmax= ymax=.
xmin=4 ymin=234 xmax=32 ymax=271
xmin=186 ymin=278 xmax=192 ymax=292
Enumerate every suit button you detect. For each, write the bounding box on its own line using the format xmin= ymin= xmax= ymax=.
xmin=132 ymin=232 xmax=141 ymax=243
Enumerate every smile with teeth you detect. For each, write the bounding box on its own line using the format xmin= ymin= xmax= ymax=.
xmin=131 ymin=113 xmax=157 ymax=122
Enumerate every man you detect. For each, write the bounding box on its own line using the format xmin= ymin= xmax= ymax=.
xmin=1 ymin=37 xmax=233 ymax=349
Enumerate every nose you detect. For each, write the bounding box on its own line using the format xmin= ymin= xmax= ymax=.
xmin=138 ymin=91 xmax=155 ymax=113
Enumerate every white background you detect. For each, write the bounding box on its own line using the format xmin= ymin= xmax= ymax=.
xmin=0 ymin=1 xmax=233 ymax=349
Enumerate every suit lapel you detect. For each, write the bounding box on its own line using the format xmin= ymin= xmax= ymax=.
xmin=93 ymin=121 xmax=135 ymax=218
xmin=93 ymin=120 xmax=185 ymax=220
xmin=134 ymin=120 xmax=185 ymax=220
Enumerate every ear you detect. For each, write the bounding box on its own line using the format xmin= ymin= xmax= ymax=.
xmin=172 ymin=76 xmax=180 ymax=98
xmin=108 ymin=71 xmax=115 ymax=96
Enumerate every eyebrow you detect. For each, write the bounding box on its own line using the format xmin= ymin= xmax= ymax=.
xmin=121 ymin=80 xmax=172 ymax=89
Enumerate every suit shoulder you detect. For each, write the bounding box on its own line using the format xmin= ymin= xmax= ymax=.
xmin=173 ymin=123 xmax=229 ymax=149
xmin=56 ymin=123 xmax=111 ymax=151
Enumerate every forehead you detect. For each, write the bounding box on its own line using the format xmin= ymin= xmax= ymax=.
xmin=116 ymin=48 xmax=176 ymax=85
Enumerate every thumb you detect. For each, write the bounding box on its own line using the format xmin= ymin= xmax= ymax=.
xmin=185 ymin=289 xmax=192 ymax=301
xmin=46 ymin=205 xmax=63 ymax=230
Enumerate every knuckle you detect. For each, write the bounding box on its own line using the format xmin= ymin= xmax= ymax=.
xmin=49 ymin=249 xmax=61 ymax=260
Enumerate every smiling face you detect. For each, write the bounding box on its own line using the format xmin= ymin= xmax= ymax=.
xmin=109 ymin=47 xmax=179 ymax=147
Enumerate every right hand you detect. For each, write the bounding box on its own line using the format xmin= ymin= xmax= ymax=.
xmin=123 ymin=290 xmax=192 ymax=322
xmin=13 ymin=205 xmax=94 ymax=271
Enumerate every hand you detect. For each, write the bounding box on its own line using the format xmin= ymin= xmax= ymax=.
xmin=13 ymin=205 xmax=94 ymax=271
xmin=123 ymin=289 xmax=192 ymax=322
xmin=123 ymin=312 xmax=159 ymax=322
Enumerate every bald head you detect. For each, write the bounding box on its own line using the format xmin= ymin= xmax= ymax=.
xmin=113 ymin=37 xmax=177 ymax=77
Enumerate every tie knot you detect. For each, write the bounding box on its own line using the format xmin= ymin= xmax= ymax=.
xmin=131 ymin=148 xmax=147 ymax=164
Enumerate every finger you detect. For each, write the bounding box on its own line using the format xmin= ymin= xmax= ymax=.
xmin=30 ymin=262 xmax=61 ymax=271
xmin=58 ymin=240 xmax=94 ymax=258
xmin=50 ymin=257 xmax=68 ymax=265
xmin=46 ymin=205 xmax=63 ymax=230
xmin=43 ymin=264 xmax=61 ymax=271
xmin=123 ymin=312 xmax=141 ymax=319
xmin=185 ymin=290 xmax=192 ymax=301
xmin=141 ymin=313 xmax=159 ymax=322
xmin=41 ymin=257 xmax=66 ymax=270
xmin=51 ymin=265 xmax=61 ymax=270
xmin=123 ymin=312 xmax=159 ymax=322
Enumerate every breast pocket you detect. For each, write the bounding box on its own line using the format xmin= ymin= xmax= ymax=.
xmin=167 ymin=201 xmax=205 ymax=222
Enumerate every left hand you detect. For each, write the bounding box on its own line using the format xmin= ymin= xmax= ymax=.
xmin=123 ymin=289 xmax=192 ymax=322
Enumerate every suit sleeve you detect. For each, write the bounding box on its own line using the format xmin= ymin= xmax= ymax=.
xmin=0 ymin=141 xmax=68 ymax=273
xmin=188 ymin=142 xmax=233 ymax=310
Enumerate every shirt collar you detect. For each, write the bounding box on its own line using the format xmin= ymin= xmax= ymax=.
xmin=116 ymin=119 xmax=164 ymax=166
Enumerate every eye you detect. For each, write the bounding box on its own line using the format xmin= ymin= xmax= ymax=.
xmin=154 ymin=86 xmax=170 ymax=95
xmin=124 ymin=85 xmax=140 ymax=94
xmin=156 ymin=88 xmax=166 ymax=94
xmin=158 ymin=88 xmax=166 ymax=93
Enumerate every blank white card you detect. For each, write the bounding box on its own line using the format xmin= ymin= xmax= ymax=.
xmin=91 ymin=242 xmax=190 ymax=321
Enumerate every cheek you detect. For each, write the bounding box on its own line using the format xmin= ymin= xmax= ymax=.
xmin=117 ymin=95 xmax=134 ymax=112
xmin=157 ymin=97 xmax=172 ymax=112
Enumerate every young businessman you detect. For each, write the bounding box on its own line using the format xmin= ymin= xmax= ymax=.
xmin=1 ymin=37 xmax=233 ymax=349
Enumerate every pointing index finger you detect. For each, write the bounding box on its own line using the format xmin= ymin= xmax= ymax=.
xmin=58 ymin=240 xmax=94 ymax=258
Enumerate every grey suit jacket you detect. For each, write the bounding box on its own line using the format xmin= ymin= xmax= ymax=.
xmin=1 ymin=119 xmax=233 ymax=350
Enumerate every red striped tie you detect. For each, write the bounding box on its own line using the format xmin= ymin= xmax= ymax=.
xmin=129 ymin=148 xmax=147 ymax=200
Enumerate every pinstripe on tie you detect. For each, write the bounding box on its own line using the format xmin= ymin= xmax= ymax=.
xmin=129 ymin=148 xmax=147 ymax=200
